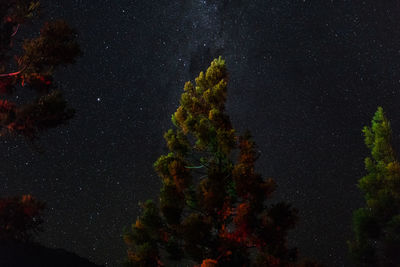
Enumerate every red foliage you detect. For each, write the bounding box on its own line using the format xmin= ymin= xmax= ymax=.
xmin=0 ymin=6 xmax=80 ymax=139
xmin=216 ymin=198 xmax=234 ymax=221
xmin=4 ymin=16 xmax=13 ymax=23
xmin=217 ymin=201 xmax=268 ymax=250
xmin=0 ymin=195 xmax=45 ymax=242
xmin=200 ymin=258 xmax=218 ymax=267
xmin=0 ymin=99 xmax=15 ymax=112
xmin=160 ymin=231 xmax=169 ymax=242
xmin=21 ymin=73 xmax=53 ymax=93
xmin=233 ymin=202 xmax=250 ymax=225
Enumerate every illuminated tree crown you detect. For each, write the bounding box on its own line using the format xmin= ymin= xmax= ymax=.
xmin=124 ymin=58 xmax=319 ymax=267
xmin=349 ymin=107 xmax=400 ymax=266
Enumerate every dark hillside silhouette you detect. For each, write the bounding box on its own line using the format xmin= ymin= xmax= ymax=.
xmin=0 ymin=240 xmax=103 ymax=267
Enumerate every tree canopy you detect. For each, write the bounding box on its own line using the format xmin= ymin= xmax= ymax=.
xmin=349 ymin=107 xmax=400 ymax=266
xmin=124 ymin=58 xmax=321 ymax=267
xmin=0 ymin=0 xmax=80 ymax=139
xmin=0 ymin=0 xmax=80 ymax=245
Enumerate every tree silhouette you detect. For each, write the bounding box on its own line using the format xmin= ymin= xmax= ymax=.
xmin=124 ymin=58 xmax=319 ymax=267
xmin=0 ymin=0 xmax=80 ymax=245
xmin=0 ymin=194 xmax=45 ymax=242
xmin=349 ymin=107 xmax=400 ymax=266
xmin=0 ymin=0 xmax=80 ymax=139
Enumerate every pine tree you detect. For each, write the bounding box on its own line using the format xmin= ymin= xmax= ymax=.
xmin=0 ymin=0 xmax=80 ymax=139
xmin=124 ymin=58 xmax=318 ymax=267
xmin=349 ymin=107 xmax=400 ymax=266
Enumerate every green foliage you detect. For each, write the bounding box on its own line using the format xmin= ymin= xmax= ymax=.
xmin=350 ymin=107 xmax=400 ymax=266
xmin=124 ymin=58 xmax=313 ymax=266
xmin=352 ymin=208 xmax=380 ymax=241
xmin=123 ymin=200 xmax=163 ymax=266
xmin=164 ymin=129 xmax=190 ymax=156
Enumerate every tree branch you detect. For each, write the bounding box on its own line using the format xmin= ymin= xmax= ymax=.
xmin=0 ymin=70 xmax=22 ymax=77
xmin=184 ymin=165 xmax=206 ymax=169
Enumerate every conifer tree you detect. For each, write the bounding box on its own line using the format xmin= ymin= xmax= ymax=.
xmin=0 ymin=0 xmax=80 ymax=139
xmin=349 ymin=107 xmax=400 ymax=266
xmin=124 ymin=58 xmax=318 ymax=267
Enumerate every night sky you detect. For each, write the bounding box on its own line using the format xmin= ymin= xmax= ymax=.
xmin=1 ymin=0 xmax=400 ymax=266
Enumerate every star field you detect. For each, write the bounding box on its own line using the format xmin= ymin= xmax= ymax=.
xmin=1 ymin=1 xmax=400 ymax=266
